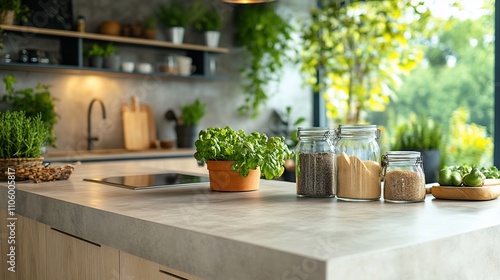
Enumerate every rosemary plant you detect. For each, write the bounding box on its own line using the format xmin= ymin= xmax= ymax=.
xmin=0 ymin=111 xmax=48 ymax=158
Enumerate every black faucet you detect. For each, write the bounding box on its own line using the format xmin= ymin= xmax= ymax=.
xmin=87 ymin=98 xmax=107 ymax=150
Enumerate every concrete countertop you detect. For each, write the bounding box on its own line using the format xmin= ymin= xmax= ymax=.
xmin=1 ymin=159 xmax=500 ymax=279
xmin=43 ymin=148 xmax=196 ymax=163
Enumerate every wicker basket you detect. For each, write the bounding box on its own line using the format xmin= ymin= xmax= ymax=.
xmin=0 ymin=157 xmax=44 ymax=181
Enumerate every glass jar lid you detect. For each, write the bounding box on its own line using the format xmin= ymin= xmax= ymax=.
xmin=297 ymin=127 xmax=334 ymax=140
xmin=382 ymin=151 xmax=422 ymax=164
xmin=337 ymin=124 xmax=379 ymax=138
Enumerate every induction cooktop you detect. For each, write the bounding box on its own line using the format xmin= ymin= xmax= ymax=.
xmin=83 ymin=173 xmax=209 ymax=190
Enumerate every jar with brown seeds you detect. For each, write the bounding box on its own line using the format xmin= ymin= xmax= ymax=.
xmin=382 ymin=151 xmax=426 ymax=203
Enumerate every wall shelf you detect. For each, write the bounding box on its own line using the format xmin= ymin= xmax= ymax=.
xmin=0 ymin=24 xmax=228 ymax=78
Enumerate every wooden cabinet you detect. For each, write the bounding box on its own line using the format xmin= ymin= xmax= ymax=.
xmin=0 ymin=212 xmax=199 ymax=279
xmin=120 ymin=251 xmax=199 ymax=280
xmin=0 ymin=24 xmax=228 ymax=80
xmin=46 ymin=227 xmax=120 ymax=280
xmin=0 ymin=211 xmax=47 ymax=280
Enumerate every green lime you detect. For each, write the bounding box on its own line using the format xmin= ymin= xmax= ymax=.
xmin=462 ymin=172 xmax=484 ymax=187
xmin=450 ymin=171 xmax=462 ymax=186
xmin=439 ymin=169 xmax=452 ymax=185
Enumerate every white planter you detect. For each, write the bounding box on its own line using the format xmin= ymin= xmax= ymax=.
xmin=205 ymin=31 xmax=220 ymax=48
xmin=168 ymin=27 xmax=185 ymax=44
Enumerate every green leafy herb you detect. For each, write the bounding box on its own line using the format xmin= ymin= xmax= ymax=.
xmin=194 ymin=126 xmax=293 ymax=179
xmin=156 ymin=0 xmax=198 ymax=27
xmin=2 ymin=74 xmax=58 ymax=147
xmin=180 ymin=99 xmax=205 ymax=126
xmin=84 ymin=43 xmax=116 ymax=58
xmin=193 ymin=7 xmax=222 ymax=32
xmin=0 ymin=111 xmax=48 ymax=158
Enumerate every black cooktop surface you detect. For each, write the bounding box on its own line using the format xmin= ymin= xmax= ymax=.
xmin=84 ymin=173 xmax=209 ymax=190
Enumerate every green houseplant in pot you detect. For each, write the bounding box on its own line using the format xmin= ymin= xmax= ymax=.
xmin=84 ymin=43 xmax=107 ymax=68
xmin=193 ymin=6 xmax=222 ymax=47
xmin=0 ymin=111 xmax=48 ymax=180
xmin=102 ymin=43 xmax=120 ymax=71
xmin=1 ymin=74 xmax=58 ymax=148
xmin=156 ymin=0 xmax=194 ymax=44
xmin=392 ymin=114 xmax=444 ymax=183
xmin=0 ymin=0 xmax=30 ymax=25
xmin=194 ymin=126 xmax=293 ymax=191
xmin=174 ymin=99 xmax=205 ymax=148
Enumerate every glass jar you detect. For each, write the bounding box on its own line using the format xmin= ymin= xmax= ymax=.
xmin=335 ymin=124 xmax=381 ymax=201
xmin=382 ymin=151 xmax=426 ymax=203
xmin=295 ymin=127 xmax=336 ymax=197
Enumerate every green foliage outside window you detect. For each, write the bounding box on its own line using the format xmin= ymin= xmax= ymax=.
xmin=446 ymin=108 xmax=493 ymax=167
xmin=300 ymin=0 xmax=432 ymax=125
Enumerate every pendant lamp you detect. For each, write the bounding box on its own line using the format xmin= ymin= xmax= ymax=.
xmin=221 ymin=0 xmax=274 ymax=3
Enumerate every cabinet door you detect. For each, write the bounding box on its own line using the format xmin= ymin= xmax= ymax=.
xmin=0 ymin=212 xmax=46 ymax=280
xmin=46 ymin=227 xmax=119 ymax=280
xmin=120 ymin=251 xmax=199 ymax=280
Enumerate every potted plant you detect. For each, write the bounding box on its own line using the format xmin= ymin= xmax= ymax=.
xmin=174 ymin=99 xmax=206 ymax=148
xmin=194 ymin=126 xmax=293 ymax=191
xmin=84 ymin=43 xmax=106 ymax=68
xmin=155 ymin=0 xmax=192 ymax=44
xmin=391 ymin=114 xmax=444 ymax=183
xmin=1 ymin=74 xmax=58 ymax=148
xmin=143 ymin=16 xmax=157 ymax=40
xmin=0 ymin=111 xmax=48 ymax=180
xmin=0 ymin=0 xmax=29 ymax=25
xmin=193 ymin=7 xmax=222 ymax=47
xmin=102 ymin=43 xmax=120 ymax=71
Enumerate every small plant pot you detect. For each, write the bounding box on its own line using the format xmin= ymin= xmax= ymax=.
xmin=206 ymin=161 xmax=260 ymax=192
xmin=205 ymin=31 xmax=220 ymax=48
xmin=0 ymin=157 xmax=44 ymax=181
xmin=90 ymin=56 xmax=104 ymax=68
xmin=175 ymin=124 xmax=198 ymax=148
xmin=168 ymin=27 xmax=185 ymax=44
xmin=143 ymin=28 xmax=157 ymax=40
xmin=104 ymin=55 xmax=121 ymax=71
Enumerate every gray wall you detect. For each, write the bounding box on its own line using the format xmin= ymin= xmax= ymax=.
xmin=0 ymin=0 xmax=314 ymax=152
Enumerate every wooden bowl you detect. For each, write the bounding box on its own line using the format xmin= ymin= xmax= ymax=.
xmin=430 ymin=182 xmax=500 ymax=201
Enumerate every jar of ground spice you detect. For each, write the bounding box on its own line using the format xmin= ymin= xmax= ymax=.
xmin=295 ymin=127 xmax=336 ymax=197
xmin=382 ymin=151 xmax=426 ymax=203
xmin=335 ymin=125 xmax=381 ymax=201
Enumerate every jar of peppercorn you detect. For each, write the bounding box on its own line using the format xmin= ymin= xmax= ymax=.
xmin=295 ymin=127 xmax=336 ymax=197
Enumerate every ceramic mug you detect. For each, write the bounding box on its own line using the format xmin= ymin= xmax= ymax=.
xmin=176 ymin=56 xmax=196 ymax=76
xmin=138 ymin=63 xmax=153 ymax=74
xmin=122 ymin=61 xmax=135 ymax=73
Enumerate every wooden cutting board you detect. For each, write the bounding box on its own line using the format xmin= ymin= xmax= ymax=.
xmin=122 ymin=97 xmax=152 ymax=150
xmin=142 ymin=104 xmax=157 ymax=148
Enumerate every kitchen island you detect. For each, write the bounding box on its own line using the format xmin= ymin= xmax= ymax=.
xmin=1 ymin=158 xmax=500 ymax=279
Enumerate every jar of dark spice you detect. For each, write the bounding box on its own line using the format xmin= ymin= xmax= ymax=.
xmin=295 ymin=127 xmax=336 ymax=197
xmin=382 ymin=151 xmax=426 ymax=203
xmin=336 ymin=124 xmax=381 ymax=201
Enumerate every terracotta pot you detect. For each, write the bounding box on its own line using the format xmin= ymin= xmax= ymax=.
xmin=143 ymin=28 xmax=157 ymax=40
xmin=100 ymin=21 xmax=122 ymax=36
xmin=0 ymin=157 xmax=44 ymax=181
xmin=206 ymin=161 xmax=260 ymax=192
